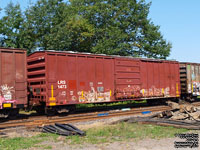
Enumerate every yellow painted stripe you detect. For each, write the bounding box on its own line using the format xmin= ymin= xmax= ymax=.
xmin=3 ymin=103 xmax=11 ymax=108
xmin=49 ymin=102 xmax=56 ymax=106
xmin=98 ymin=97 xmax=104 ymax=98
xmin=51 ymin=85 xmax=54 ymax=97
xmin=176 ymin=83 xmax=179 ymax=95
xmin=49 ymin=85 xmax=56 ymax=101
xmin=110 ymin=90 xmax=112 ymax=96
xmin=192 ymin=83 xmax=194 ymax=93
xmin=80 ymin=97 xmax=85 ymax=99
xmin=162 ymin=88 xmax=164 ymax=94
xmin=142 ymin=89 xmax=145 ymax=95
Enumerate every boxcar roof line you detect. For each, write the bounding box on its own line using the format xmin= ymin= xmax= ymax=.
xmin=28 ymin=50 xmax=178 ymax=63
xmin=0 ymin=47 xmax=27 ymax=51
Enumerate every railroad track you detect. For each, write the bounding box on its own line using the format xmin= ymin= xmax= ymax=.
xmin=1 ymin=101 xmax=200 ymax=130
xmin=0 ymin=105 xmax=170 ymax=129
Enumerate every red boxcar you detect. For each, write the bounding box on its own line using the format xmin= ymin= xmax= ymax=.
xmin=27 ymin=51 xmax=180 ymax=112
xmin=0 ymin=48 xmax=27 ymax=115
xmin=115 ymin=57 xmax=180 ymax=100
xmin=180 ymin=62 xmax=200 ymax=99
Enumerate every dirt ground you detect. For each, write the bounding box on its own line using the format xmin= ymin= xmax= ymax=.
xmin=3 ymin=126 xmax=199 ymax=150
xmin=5 ymin=129 xmax=196 ymax=150
xmin=28 ymin=136 xmax=200 ymax=150
xmin=1 ymin=114 xmax=199 ymax=150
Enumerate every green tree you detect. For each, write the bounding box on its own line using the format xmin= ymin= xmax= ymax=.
xmin=22 ymin=0 xmax=67 ymax=51
xmin=25 ymin=0 xmax=95 ymax=52
xmin=70 ymin=0 xmax=171 ymax=58
xmin=0 ymin=2 xmax=24 ymax=48
xmin=0 ymin=0 xmax=171 ymax=58
xmin=0 ymin=8 xmax=3 ymax=46
xmin=49 ymin=15 xmax=95 ymax=52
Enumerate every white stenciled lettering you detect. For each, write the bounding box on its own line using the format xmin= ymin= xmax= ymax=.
xmin=58 ymin=85 xmax=67 ymax=89
xmin=58 ymin=80 xmax=66 ymax=85
xmin=57 ymin=80 xmax=67 ymax=89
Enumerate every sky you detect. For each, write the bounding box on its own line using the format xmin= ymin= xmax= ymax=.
xmin=146 ymin=0 xmax=200 ymax=63
xmin=0 ymin=0 xmax=200 ymax=63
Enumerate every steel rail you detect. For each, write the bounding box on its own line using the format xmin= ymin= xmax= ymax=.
xmin=1 ymin=101 xmax=200 ymax=129
xmin=0 ymin=105 xmax=169 ymax=129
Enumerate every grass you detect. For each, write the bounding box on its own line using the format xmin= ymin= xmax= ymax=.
xmin=19 ymin=110 xmax=37 ymax=115
xmin=0 ymin=122 xmax=189 ymax=149
xmin=76 ymin=100 xmax=147 ymax=109
xmin=0 ymin=133 xmax=58 ymax=150
xmin=66 ymin=122 xmax=188 ymax=144
xmin=18 ymin=100 xmax=147 ymax=115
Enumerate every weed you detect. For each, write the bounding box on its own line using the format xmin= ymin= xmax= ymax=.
xmin=76 ymin=100 xmax=146 ymax=109
xmin=0 ymin=122 xmax=189 ymax=149
xmin=66 ymin=122 xmax=188 ymax=144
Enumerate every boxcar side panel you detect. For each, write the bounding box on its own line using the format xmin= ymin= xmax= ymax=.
xmin=47 ymin=54 xmax=58 ymax=106
xmin=187 ymin=64 xmax=192 ymax=93
xmin=170 ymin=63 xmax=175 ymax=96
xmin=56 ymin=54 xmax=68 ymax=105
xmin=27 ymin=52 xmax=46 ymax=106
xmin=15 ymin=52 xmax=27 ymax=105
xmin=180 ymin=63 xmax=200 ymax=97
xmin=140 ymin=60 xmax=180 ymax=99
xmin=77 ymin=56 xmax=90 ymax=103
xmin=187 ymin=64 xmax=200 ymax=96
xmin=147 ymin=62 xmax=154 ymax=96
xmin=115 ymin=58 xmax=141 ymax=99
xmin=28 ymin=51 xmax=180 ymax=108
xmin=1 ymin=52 xmax=15 ymax=102
xmin=45 ymin=53 xmax=115 ymax=106
xmin=159 ymin=62 xmax=165 ymax=94
xmin=103 ymin=58 xmax=114 ymax=101
xmin=67 ymin=55 xmax=78 ymax=104
xmin=0 ymin=49 xmax=27 ymax=109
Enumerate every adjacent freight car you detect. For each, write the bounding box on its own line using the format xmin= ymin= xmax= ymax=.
xmin=180 ymin=62 xmax=200 ymax=100
xmin=27 ymin=51 xmax=180 ymax=114
xmin=0 ymin=48 xmax=27 ymax=117
xmin=0 ymin=48 xmax=198 ymax=117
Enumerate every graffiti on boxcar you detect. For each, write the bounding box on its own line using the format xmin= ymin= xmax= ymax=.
xmin=0 ymin=84 xmax=14 ymax=100
xmin=188 ymin=84 xmax=192 ymax=93
xmin=140 ymin=86 xmax=170 ymax=97
xmin=71 ymin=96 xmax=77 ymax=101
xmin=192 ymin=82 xmax=200 ymax=95
xmin=77 ymin=87 xmax=111 ymax=103
xmin=115 ymin=85 xmax=141 ymax=98
xmin=69 ymin=91 xmax=78 ymax=101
